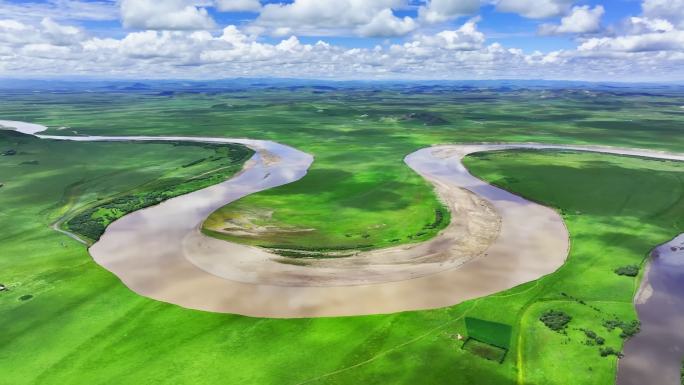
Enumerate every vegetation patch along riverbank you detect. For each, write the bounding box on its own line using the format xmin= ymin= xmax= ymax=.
xmin=63 ymin=141 xmax=253 ymax=242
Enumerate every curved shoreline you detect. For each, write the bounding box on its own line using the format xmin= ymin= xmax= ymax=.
xmin=186 ymin=154 xmax=503 ymax=287
xmin=616 ymin=234 xmax=684 ymax=385
xmin=2 ymin=120 xmax=683 ymax=319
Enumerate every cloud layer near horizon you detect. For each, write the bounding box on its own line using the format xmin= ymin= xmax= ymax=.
xmin=0 ymin=0 xmax=683 ymax=81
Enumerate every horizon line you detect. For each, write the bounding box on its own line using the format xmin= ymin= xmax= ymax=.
xmin=2 ymin=76 xmax=684 ymax=86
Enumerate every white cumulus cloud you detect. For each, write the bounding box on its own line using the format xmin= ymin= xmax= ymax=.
xmin=215 ymin=0 xmax=262 ymax=12
xmin=623 ymin=17 xmax=674 ymax=34
xmin=40 ymin=17 xmax=84 ymax=46
xmin=496 ymin=0 xmax=573 ymax=19
xmin=575 ymin=0 xmax=684 ymax=54
xmin=2 ymin=8 xmax=684 ymax=82
xmin=0 ymin=0 xmax=118 ymax=23
xmin=642 ymin=0 xmax=684 ymax=29
xmin=356 ymin=9 xmax=417 ymax=37
xmin=414 ymin=18 xmax=485 ymax=50
xmin=120 ymin=0 xmax=216 ymax=30
xmin=539 ymin=5 xmax=604 ymax=35
xmin=0 ymin=17 xmax=83 ymax=47
xmin=252 ymin=0 xmax=416 ymax=37
xmin=418 ymin=0 xmax=481 ymax=23
xmin=579 ymin=30 xmax=684 ymax=52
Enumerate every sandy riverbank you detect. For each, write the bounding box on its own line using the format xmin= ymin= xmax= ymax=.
xmin=3 ymin=120 xmax=683 ymax=318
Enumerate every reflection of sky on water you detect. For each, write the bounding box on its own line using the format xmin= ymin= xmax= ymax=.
xmin=654 ymin=234 xmax=684 ymax=268
xmin=617 ymin=232 xmax=684 ymax=385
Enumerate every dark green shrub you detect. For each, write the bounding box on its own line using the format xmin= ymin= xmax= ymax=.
xmin=599 ymin=347 xmax=623 ymax=358
xmin=540 ymin=310 xmax=572 ymax=332
xmin=619 ymin=321 xmax=641 ymax=338
xmin=614 ymin=265 xmax=639 ymax=277
xmin=581 ymin=328 xmax=606 ymax=345
xmin=603 ymin=319 xmax=640 ymax=338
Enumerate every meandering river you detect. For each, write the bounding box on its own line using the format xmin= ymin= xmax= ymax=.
xmin=2 ymin=119 xmax=684 ymax=383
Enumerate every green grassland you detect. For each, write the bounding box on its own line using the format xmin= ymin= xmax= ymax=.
xmin=2 ymin=85 xmax=682 ymax=252
xmin=463 ymin=150 xmax=684 ymax=384
xmin=0 ymin=130 xmax=252 ymax=244
xmin=202 ymin=169 xmax=450 ymax=252
xmin=1 ymin=85 xmax=684 ymax=384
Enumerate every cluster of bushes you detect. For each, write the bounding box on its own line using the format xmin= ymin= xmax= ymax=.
xmin=614 ymin=265 xmax=639 ymax=277
xmin=582 ymin=329 xmax=605 ymax=346
xmin=540 ymin=309 xmax=572 ymax=332
xmin=65 ymin=143 xmax=253 ymax=242
xmin=599 ymin=347 xmax=623 ymax=358
xmin=159 ymin=141 xmax=252 ymax=162
xmin=70 ymin=190 xmax=174 ymax=237
xmin=66 ymin=207 xmax=107 ymax=240
xmin=604 ymin=318 xmax=641 ymax=338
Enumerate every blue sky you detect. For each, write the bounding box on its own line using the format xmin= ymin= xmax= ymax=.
xmin=69 ymin=1 xmax=640 ymax=47
xmin=66 ymin=0 xmax=641 ymax=51
xmin=0 ymin=0 xmax=683 ymax=80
